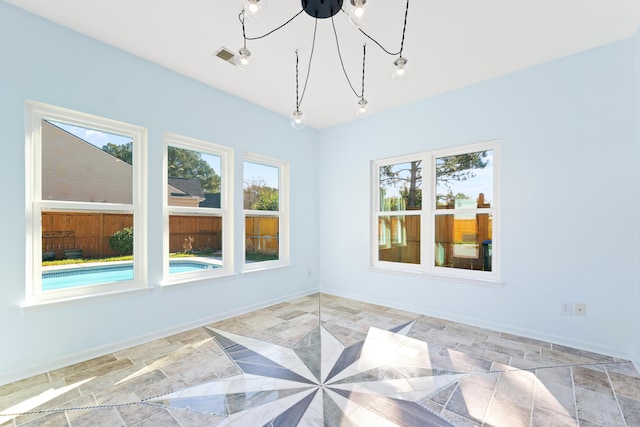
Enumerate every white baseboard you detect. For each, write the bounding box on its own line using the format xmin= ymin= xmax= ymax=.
xmin=0 ymin=288 xmax=317 ymax=387
xmin=321 ymin=288 xmax=635 ymax=362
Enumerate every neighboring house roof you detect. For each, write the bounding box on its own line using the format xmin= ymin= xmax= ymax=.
xmin=168 ymin=177 xmax=205 ymax=199
xmin=200 ymin=193 xmax=221 ymax=209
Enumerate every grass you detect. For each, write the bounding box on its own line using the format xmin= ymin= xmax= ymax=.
xmin=245 ymin=253 xmax=279 ymax=262
xmin=43 ymin=255 xmax=133 ymax=267
xmin=43 ymin=252 xmax=274 ymax=266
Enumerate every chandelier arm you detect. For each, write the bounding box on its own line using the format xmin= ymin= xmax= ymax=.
xmin=241 ymin=9 xmax=306 ymax=41
xmin=361 ymin=44 xmax=366 ymax=98
xmin=297 ymin=16 xmax=318 ymax=108
xmin=398 ymin=0 xmax=410 ymax=57
xmin=331 ymin=16 xmax=362 ymax=98
xmin=352 ymin=0 xmax=410 ymax=57
xmin=295 ymin=50 xmax=300 ymax=109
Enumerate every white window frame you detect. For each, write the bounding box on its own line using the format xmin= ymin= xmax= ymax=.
xmin=162 ymin=133 xmax=234 ymax=285
xmin=25 ymin=101 xmax=148 ymax=305
xmin=243 ymin=153 xmax=290 ymax=272
xmin=371 ymin=140 xmax=501 ymax=286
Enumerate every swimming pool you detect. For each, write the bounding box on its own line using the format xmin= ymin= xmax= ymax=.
xmin=42 ymin=261 xmax=219 ymax=291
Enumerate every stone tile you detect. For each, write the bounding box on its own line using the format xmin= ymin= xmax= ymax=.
xmin=63 ymin=358 xmax=135 ymax=385
xmin=618 ymin=395 xmax=640 ymax=426
xmin=491 ymin=370 xmax=536 ymax=409
xmin=443 ymin=373 xmax=499 ymax=423
xmin=607 ymin=370 xmax=640 ymax=400
xmin=178 ymin=359 xmax=235 ymax=385
xmin=145 ymin=346 xmax=210 ymax=377
xmin=0 ymin=379 xmax=69 ymax=412
xmin=76 ymin=363 xmax=152 ymax=396
xmin=68 ymin=407 xmax=125 ymax=427
xmin=0 ymin=375 xmax=49 ymax=398
xmin=517 ymin=352 xmax=577 ymax=369
xmin=498 ymin=332 xmax=553 ymax=349
xmin=533 ymin=375 xmax=576 ymax=418
xmin=117 ymin=403 xmax=165 ymax=425
xmin=134 ymin=375 xmax=190 ymax=401
xmin=455 ymin=344 xmax=511 ymax=366
xmin=572 ymin=366 xmax=614 ymax=397
xmin=415 ymin=315 xmax=458 ymax=331
xmin=531 ymin=407 xmax=578 ymax=427
xmin=424 ymin=329 xmax=473 ymax=349
xmin=427 ymin=382 xmax=458 ymax=406
xmin=536 ymin=366 xmax=574 ymax=389
xmin=432 ymin=347 xmax=493 ymax=373
xmin=606 ymin=362 xmax=640 ymax=379
xmin=541 ymin=348 xmax=606 ymax=365
xmin=15 ymin=411 xmax=69 ymax=427
xmin=167 ymin=407 xmax=225 ymax=426
xmin=92 ymin=370 xmax=168 ymax=404
xmin=3 ymin=386 xmax=86 ymax=426
xmin=114 ymin=339 xmax=183 ymax=365
xmin=439 ymin=408 xmax=480 ymax=427
xmin=551 ymin=344 xmax=616 ymax=363
xmin=48 ymin=354 xmax=119 ymax=382
xmin=483 ymin=399 xmax=531 ymax=427
xmin=163 ymin=328 xmax=209 ymax=344
xmin=486 ymin=335 xmax=545 ymax=356
xmin=574 ymin=387 xmax=625 ymax=427
xmin=451 ymin=324 xmax=500 ymax=341
xmin=473 ymin=340 xmax=527 ymax=359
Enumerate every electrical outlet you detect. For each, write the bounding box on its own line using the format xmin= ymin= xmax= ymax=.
xmin=575 ymin=303 xmax=586 ymax=316
xmin=561 ymin=302 xmax=573 ymax=315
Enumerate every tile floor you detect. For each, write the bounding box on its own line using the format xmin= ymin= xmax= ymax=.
xmin=1 ymin=293 xmax=639 ymax=426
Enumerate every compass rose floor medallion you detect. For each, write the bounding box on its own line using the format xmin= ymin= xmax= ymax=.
xmin=149 ymin=321 xmax=460 ymax=426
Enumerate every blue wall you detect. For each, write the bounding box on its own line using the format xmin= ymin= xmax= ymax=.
xmin=0 ymin=2 xmax=319 ymax=383
xmin=318 ymin=34 xmax=638 ymax=359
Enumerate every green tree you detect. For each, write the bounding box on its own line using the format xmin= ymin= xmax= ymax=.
xmin=244 ymin=178 xmax=278 ymax=210
xmin=380 ymin=152 xmax=488 ymax=209
xmin=102 ymin=142 xmax=133 ymax=165
xmin=102 ymin=144 xmax=221 ymax=193
xmin=167 ymin=146 xmax=220 ymax=193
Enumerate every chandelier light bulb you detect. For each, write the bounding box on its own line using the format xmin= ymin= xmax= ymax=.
xmin=392 ymin=57 xmax=408 ymax=80
xmin=243 ymin=0 xmax=267 ymax=22
xmin=291 ymin=110 xmax=305 ymax=129
xmin=356 ymin=98 xmax=368 ymax=116
xmin=236 ymin=47 xmax=251 ymax=71
xmin=349 ymin=0 xmax=369 ymax=24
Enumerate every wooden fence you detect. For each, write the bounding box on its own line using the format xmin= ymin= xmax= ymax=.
xmin=42 ymin=212 xmax=224 ymax=260
xmin=378 ymin=193 xmax=493 ymax=270
xmin=245 ymin=216 xmax=279 ymax=255
xmin=42 ymin=212 xmax=133 ymax=260
xmin=169 ymin=215 xmax=222 ymax=254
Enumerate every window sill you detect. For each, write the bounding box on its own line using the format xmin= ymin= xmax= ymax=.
xmin=161 ymin=271 xmax=238 ymax=289
xmin=369 ymin=266 xmax=504 ymax=288
xmin=241 ymin=263 xmax=292 ymax=275
xmin=20 ymin=286 xmax=152 ymax=310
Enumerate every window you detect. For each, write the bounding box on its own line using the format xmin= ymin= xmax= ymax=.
xmin=163 ymin=133 xmax=233 ymax=284
xmin=372 ymin=140 xmax=500 ymax=284
xmin=243 ymin=154 xmax=289 ymax=271
xmin=25 ymin=101 xmax=147 ymax=304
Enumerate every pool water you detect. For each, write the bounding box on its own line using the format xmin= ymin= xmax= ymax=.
xmin=42 ymin=261 xmax=218 ymax=291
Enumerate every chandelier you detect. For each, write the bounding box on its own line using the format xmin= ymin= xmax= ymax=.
xmin=231 ymin=0 xmax=410 ymax=129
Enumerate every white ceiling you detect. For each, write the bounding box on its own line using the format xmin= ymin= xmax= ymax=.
xmin=5 ymin=0 xmax=640 ymax=128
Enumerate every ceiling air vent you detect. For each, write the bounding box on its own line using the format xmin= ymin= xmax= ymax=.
xmin=215 ymin=47 xmax=236 ymax=65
